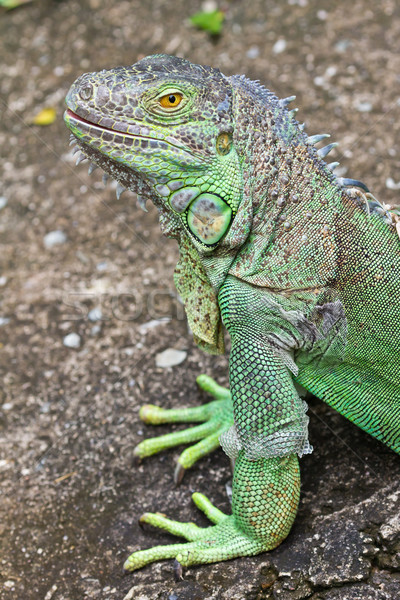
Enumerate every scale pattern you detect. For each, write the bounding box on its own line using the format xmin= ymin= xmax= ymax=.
xmin=296 ymin=196 xmax=400 ymax=452
xmin=218 ymin=277 xmax=313 ymax=460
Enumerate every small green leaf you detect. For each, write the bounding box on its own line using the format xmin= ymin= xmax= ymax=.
xmin=32 ymin=107 xmax=57 ymax=126
xmin=0 ymin=0 xmax=32 ymax=9
xmin=190 ymin=10 xmax=225 ymax=35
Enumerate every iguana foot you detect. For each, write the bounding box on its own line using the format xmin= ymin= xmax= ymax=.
xmin=124 ymin=452 xmax=300 ymax=573
xmin=123 ymin=492 xmax=264 ymax=573
xmin=134 ymin=375 xmax=233 ymax=482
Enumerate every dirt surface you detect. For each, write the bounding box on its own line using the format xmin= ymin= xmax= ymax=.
xmin=1 ymin=1 xmax=400 ymax=599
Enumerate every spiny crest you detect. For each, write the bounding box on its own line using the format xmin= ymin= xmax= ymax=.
xmin=230 ymin=74 xmax=307 ymax=148
xmin=305 ymin=133 xmax=370 ymax=193
xmin=344 ymin=187 xmax=400 ymax=239
xmin=133 ymin=53 xmax=223 ymax=82
xmin=231 ymin=77 xmax=370 ymax=196
xmin=231 ymin=74 xmax=279 ymax=106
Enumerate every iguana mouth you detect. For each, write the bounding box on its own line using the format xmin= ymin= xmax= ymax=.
xmin=64 ymin=108 xmax=200 ymax=158
xmin=65 ymin=108 xmax=156 ymax=140
xmin=65 ymin=108 xmax=99 ymax=128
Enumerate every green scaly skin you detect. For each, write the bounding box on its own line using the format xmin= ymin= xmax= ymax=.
xmin=64 ymin=54 xmax=400 ymax=574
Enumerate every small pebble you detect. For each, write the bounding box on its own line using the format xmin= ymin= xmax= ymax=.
xmin=63 ymin=333 xmax=81 ymax=348
xmin=96 ymin=260 xmax=107 ymax=271
xmin=386 ymin=177 xmax=400 ymax=191
xmin=355 ymin=101 xmax=372 ymax=113
xmin=0 ymin=196 xmax=8 ymax=210
xmin=139 ymin=318 xmax=170 ymax=334
xmin=246 ymin=46 xmax=260 ymax=59
xmin=4 ymin=581 xmax=15 ymax=590
xmin=325 ymin=65 xmax=337 ymax=78
xmin=272 ymin=39 xmax=286 ymax=54
xmin=44 ymin=230 xmax=67 ymax=248
xmin=0 ymin=317 xmax=10 ymax=326
xmin=201 ymin=0 xmax=217 ymax=11
xmin=155 ymin=348 xmax=187 ymax=368
xmin=335 ymin=39 xmax=351 ymax=52
xmin=314 ymin=76 xmax=325 ymax=87
xmin=88 ymin=307 xmax=102 ymax=322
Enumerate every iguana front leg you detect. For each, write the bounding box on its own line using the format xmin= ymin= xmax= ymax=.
xmin=125 ymin=301 xmax=307 ymax=572
xmin=134 ymin=375 xmax=233 ymax=483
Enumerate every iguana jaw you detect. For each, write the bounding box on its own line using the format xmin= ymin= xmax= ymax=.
xmin=64 ymin=108 xmax=203 ymax=164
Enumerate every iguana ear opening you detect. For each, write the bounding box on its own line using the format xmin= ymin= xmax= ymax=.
xmin=174 ymin=237 xmax=225 ymax=355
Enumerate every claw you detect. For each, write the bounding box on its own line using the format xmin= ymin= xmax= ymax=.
xmin=132 ymin=451 xmax=142 ymax=466
xmin=102 ymin=173 xmax=109 ymax=185
xmin=138 ymin=404 xmax=164 ymax=425
xmin=138 ymin=512 xmax=158 ymax=531
xmin=174 ymin=462 xmax=185 ymax=486
xmin=173 ymin=558 xmax=184 ymax=581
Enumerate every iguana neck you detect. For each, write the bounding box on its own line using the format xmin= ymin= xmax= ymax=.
xmin=192 ymin=76 xmax=343 ymax=293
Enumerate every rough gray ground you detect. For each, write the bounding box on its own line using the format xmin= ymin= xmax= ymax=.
xmin=1 ymin=1 xmax=400 ymax=598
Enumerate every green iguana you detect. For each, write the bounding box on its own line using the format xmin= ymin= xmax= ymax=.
xmin=64 ymin=54 xmax=400 ymax=575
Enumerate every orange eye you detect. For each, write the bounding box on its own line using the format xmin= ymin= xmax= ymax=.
xmin=159 ymin=92 xmax=183 ymax=109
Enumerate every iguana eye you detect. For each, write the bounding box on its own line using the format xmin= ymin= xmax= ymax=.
xmin=159 ymin=92 xmax=183 ymax=109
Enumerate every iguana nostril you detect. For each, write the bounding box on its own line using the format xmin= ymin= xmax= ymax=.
xmin=79 ymin=84 xmax=93 ymax=100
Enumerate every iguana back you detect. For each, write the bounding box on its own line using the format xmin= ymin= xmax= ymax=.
xmin=296 ymin=193 xmax=400 ymax=452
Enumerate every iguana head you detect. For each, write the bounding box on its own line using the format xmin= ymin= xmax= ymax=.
xmin=64 ymin=54 xmax=243 ymax=248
